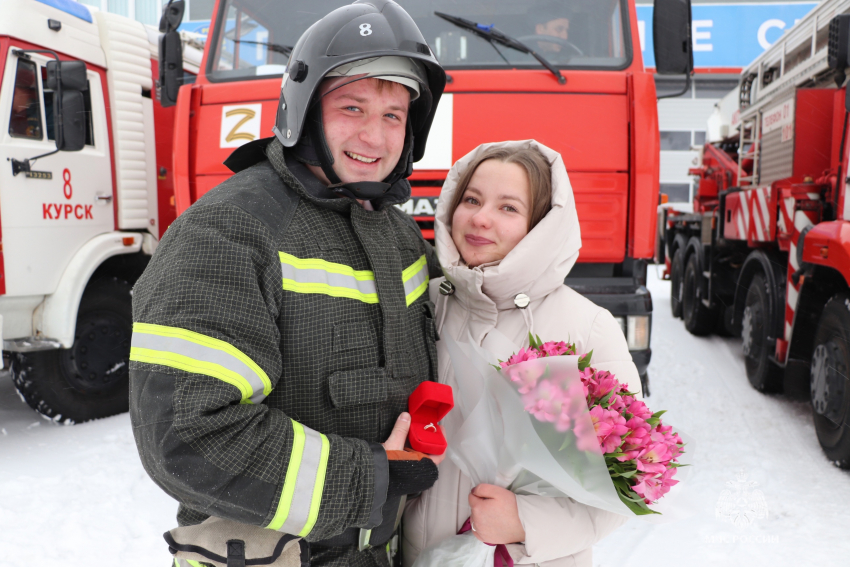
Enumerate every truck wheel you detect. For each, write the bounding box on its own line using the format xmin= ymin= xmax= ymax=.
xmin=9 ymin=278 xmax=132 ymax=424
xmin=810 ymin=294 xmax=850 ymax=467
xmin=682 ymin=253 xmax=713 ymax=336
xmin=670 ymin=246 xmax=685 ymax=318
xmin=741 ymin=273 xmax=783 ymax=393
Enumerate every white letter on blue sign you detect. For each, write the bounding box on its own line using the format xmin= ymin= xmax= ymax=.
xmin=692 ymin=20 xmax=713 ymax=52
xmin=758 ymin=19 xmax=786 ymax=50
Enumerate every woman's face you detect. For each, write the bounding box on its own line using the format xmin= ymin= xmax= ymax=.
xmin=451 ymin=160 xmax=532 ymax=267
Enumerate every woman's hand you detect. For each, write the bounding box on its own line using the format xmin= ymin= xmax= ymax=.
xmin=468 ymin=484 xmax=526 ymax=544
xmin=381 ymin=412 xmax=446 ymax=465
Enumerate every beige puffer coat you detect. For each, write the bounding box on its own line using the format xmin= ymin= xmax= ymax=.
xmin=402 ymin=140 xmax=641 ymax=567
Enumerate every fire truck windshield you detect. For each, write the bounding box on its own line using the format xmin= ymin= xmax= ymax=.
xmin=206 ymin=0 xmax=632 ymax=81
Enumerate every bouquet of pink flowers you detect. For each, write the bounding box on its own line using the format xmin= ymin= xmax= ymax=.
xmin=498 ymin=334 xmax=685 ymax=515
xmin=414 ymin=332 xmax=693 ymax=567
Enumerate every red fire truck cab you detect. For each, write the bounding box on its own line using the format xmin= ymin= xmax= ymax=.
xmin=171 ymin=0 xmax=693 ymax=394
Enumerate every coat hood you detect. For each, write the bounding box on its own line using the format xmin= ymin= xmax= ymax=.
xmin=435 ymin=140 xmax=581 ymax=311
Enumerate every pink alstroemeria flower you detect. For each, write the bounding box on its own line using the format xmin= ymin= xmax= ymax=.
xmin=627 ymin=400 xmax=653 ymax=421
xmin=540 ymin=341 xmax=573 ymax=357
xmin=633 ymin=473 xmax=664 ymax=503
xmin=589 ymin=406 xmax=629 ymax=454
xmin=636 ymin=442 xmax=672 ymax=475
xmin=501 ymin=347 xmax=540 ymax=368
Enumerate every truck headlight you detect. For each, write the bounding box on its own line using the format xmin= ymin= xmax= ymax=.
xmin=615 ymin=317 xmax=626 ymax=336
xmin=626 ymin=315 xmax=650 ymax=350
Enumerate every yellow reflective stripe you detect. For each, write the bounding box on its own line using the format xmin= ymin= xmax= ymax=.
xmin=402 ymin=255 xmax=429 ymax=306
xmin=130 ymin=323 xmax=272 ymax=404
xmin=130 ymin=347 xmax=253 ymax=403
xmin=299 ymin=433 xmax=330 ymax=537
xmin=267 ymin=420 xmax=305 ymax=531
xmin=281 ymin=280 xmax=379 ymax=303
xmin=401 ymin=254 xmax=427 ymax=282
xmin=279 ymin=252 xmax=375 ymax=278
xmin=279 ymin=252 xmax=379 ymax=304
xmin=266 ymin=420 xmax=330 ymax=536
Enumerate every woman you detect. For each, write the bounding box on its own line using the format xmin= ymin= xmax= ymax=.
xmin=403 ymin=140 xmax=642 ymax=566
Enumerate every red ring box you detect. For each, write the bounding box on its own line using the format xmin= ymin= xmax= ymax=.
xmin=407 ymin=381 xmax=454 ymax=455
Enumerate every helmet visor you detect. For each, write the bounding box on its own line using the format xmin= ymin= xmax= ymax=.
xmin=324 ymin=56 xmax=428 ymax=101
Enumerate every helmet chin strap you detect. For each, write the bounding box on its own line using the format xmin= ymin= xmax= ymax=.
xmin=302 ymin=103 xmax=414 ymax=201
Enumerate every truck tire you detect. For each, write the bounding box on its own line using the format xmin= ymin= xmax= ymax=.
xmin=682 ymin=253 xmax=713 ymax=336
xmin=810 ymin=294 xmax=850 ymax=467
xmin=9 ymin=277 xmax=132 ymax=424
xmin=670 ymin=246 xmax=685 ymax=318
xmin=741 ymin=273 xmax=783 ymax=393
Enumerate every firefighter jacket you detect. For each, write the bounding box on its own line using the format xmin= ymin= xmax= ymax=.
xmin=129 ymin=138 xmax=440 ymax=566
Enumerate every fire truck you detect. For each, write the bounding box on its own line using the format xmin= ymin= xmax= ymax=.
xmin=167 ymin=0 xmax=696 ymax=395
xmin=2 ymin=0 xmax=691 ymax=423
xmin=0 ymin=0 xmax=198 ymax=423
xmin=665 ymin=0 xmax=850 ymax=465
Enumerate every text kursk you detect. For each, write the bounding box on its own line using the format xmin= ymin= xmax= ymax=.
xmin=43 ymin=203 xmax=93 ymax=220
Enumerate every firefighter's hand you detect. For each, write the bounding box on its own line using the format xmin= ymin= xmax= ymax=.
xmin=381 ymin=412 xmax=446 ymax=465
xmin=468 ymin=484 xmax=526 ymax=544
xmin=381 ymin=413 xmax=443 ymax=497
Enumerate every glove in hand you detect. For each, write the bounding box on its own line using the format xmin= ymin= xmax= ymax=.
xmin=386 ymin=449 xmax=439 ymax=497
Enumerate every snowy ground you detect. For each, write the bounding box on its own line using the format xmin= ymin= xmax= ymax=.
xmin=594 ymin=267 xmax=850 ymax=566
xmin=1 ymin=268 xmax=849 ymax=566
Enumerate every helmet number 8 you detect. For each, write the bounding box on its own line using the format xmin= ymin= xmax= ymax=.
xmin=360 ymin=23 xmax=372 ymax=36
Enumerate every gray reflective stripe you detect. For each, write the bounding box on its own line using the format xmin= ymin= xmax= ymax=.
xmin=281 ymin=263 xmax=378 ymax=296
xmin=131 ymin=327 xmax=268 ymax=404
xmin=278 ymin=425 xmax=326 ymax=535
xmin=402 ymin=255 xmax=429 ymax=306
xmin=403 ymin=265 xmax=428 ymax=298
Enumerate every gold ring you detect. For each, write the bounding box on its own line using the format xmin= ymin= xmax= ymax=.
xmin=424 ymin=423 xmax=437 ymax=432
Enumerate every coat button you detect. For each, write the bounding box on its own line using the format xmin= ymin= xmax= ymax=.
xmin=514 ymin=293 xmax=530 ymax=309
xmin=439 ymin=281 xmax=455 ymax=296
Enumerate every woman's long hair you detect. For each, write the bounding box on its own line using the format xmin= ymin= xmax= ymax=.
xmin=446 ymin=146 xmax=553 ymax=231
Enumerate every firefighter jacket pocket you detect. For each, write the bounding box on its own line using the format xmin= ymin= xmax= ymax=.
xmin=328 ymin=368 xmax=388 ymax=408
xmin=165 ymin=516 xmax=309 ymax=567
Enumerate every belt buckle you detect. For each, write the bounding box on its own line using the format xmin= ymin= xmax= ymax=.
xmin=358 ymin=528 xmax=372 ymax=551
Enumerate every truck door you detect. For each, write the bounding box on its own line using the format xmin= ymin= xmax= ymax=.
xmin=0 ymin=50 xmax=113 ymax=297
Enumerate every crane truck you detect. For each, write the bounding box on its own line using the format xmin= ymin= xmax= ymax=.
xmin=665 ymin=0 xmax=850 ymax=466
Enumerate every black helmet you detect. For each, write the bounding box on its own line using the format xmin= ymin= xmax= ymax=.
xmin=272 ymin=0 xmax=446 ymax=198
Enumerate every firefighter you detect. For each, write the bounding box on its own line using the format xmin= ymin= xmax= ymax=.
xmin=129 ymin=1 xmax=446 ymax=565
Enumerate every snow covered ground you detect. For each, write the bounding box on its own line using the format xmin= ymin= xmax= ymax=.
xmin=0 ymin=268 xmax=848 ymax=566
xmin=594 ymin=267 xmax=850 ymax=566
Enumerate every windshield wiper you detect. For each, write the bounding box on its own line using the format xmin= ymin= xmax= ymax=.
xmin=434 ymin=11 xmax=565 ymax=84
xmin=232 ymin=39 xmax=292 ymax=57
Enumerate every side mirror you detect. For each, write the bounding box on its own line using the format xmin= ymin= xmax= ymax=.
xmin=46 ymin=60 xmax=87 ymax=152
xmin=158 ymin=31 xmax=183 ymax=107
xmin=159 ymin=0 xmax=185 ymax=32
xmin=158 ymin=1 xmax=185 ymax=108
xmin=653 ymin=0 xmax=693 ymax=75
xmin=46 ymin=60 xmax=88 ymax=91
xmin=57 ymin=90 xmax=86 ymax=151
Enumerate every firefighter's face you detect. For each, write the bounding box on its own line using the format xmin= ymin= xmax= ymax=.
xmin=451 ymin=160 xmax=531 ymax=267
xmin=317 ymin=78 xmax=410 ymax=185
